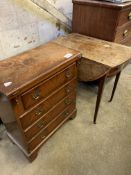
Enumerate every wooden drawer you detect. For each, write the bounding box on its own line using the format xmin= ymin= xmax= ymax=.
xmin=21 ymin=63 xmax=77 ymax=110
xmin=28 ymin=104 xmax=76 ymax=152
xmin=115 ymin=23 xmax=131 ymax=43
xmin=118 ymin=8 xmax=131 ymax=26
xmin=20 ymin=79 xmax=76 ymax=130
xmin=121 ymin=37 xmax=131 ymax=46
xmin=24 ymin=93 xmax=76 ymax=140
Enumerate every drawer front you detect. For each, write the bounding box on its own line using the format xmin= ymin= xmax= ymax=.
xmin=118 ymin=8 xmax=131 ymax=26
xmin=115 ymin=23 xmax=131 ymax=43
xmin=28 ymin=104 xmax=76 ymax=152
xmin=21 ymin=63 xmax=76 ymax=110
xmin=24 ymin=93 xmax=76 ymax=140
xmin=122 ymin=37 xmax=131 ymax=46
xmin=20 ymin=79 xmax=76 ymax=130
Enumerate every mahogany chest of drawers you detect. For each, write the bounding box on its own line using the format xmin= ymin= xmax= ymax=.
xmin=0 ymin=42 xmax=81 ymax=161
xmin=72 ymin=0 xmax=131 ymax=46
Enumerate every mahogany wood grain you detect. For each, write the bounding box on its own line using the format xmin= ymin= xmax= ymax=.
xmin=72 ymin=0 xmax=131 ymax=45
xmin=21 ymin=63 xmax=76 ymax=110
xmin=124 ymin=37 xmax=131 ymax=46
xmin=118 ymin=6 xmax=131 ymax=26
xmin=28 ymin=109 xmax=77 ymax=161
xmin=115 ymin=22 xmax=131 ymax=43
xmin=0 ymin=42 xmax=80 ymax=161
xmin=0 ymin=42 xmax=80 ymax=98
xmin=73 ymin=0 xmax=131 ymax=9
xmin=20 ymin=79 xmax=76 ymax=130
xmin=28 ymin=104 xmax=76 ymax=152
xmin=10 ymin=96 xmax=25 ymax=117
xmin=24 ymin=93 xmax=76 ymax=140
xmin=72 ymin=3 xmax=118 ymax=41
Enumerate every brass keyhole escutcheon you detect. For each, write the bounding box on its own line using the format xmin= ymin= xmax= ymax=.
xmin=123 ymin=30 xmax=128 ymax=37
xmin=41 ymin=134 xmax=46 ymax=139
xmin=65 ymin=71 xmax=72 ymax=79
xmin=37 ymin=121 xmax=45 ymax=128
xmin=128 ymin=12 xmax=131 ymax=20
xmin=65 ymin=86 xmax=71 ymax=94
xmin=63 ymin=111 xmax=69 ymax=117
xmin=32 ymin=89 xmax=41 ymax=100
xmin=64 ymin=98 xmax=71 ymax=105
xmin=35 ymin=108 xmax=44 ymax=117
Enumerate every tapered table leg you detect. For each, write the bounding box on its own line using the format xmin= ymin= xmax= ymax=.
xmin=109 ymin=71 xmax=121 ymax=102
xmin=93 ymin=75 xmax=107 ymax=124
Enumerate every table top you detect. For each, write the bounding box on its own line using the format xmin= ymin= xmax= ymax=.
xmin=73 ymin=0 xmax=131 ymax=9
xmin=53 ymin=33 xmax=131 ymax=68
xmin=0 ymin=42 xmax=80 ymax=97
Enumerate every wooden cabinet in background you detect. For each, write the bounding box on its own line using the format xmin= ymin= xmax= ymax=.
xmin=0 ymin=42 xmax=81 ymax=161
xmin=72 ymin=0 xmax=131 ymax=46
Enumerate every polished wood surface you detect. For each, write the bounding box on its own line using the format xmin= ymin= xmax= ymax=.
xmin=24 ymin=93 xmax=76 ymax=140
xmin=20 ymin=79 xmax=76 ymax=130
xmin=0 ymin=42 xmax=80 ymax=161
xmin=28 ymin=104 xmax=76 ymax=152
xmin=0 ymin=42 xmax=80 ymax=98
xmin=21 ymin=63 xmax=76 ymax=110
xmin=115 ymin=22 xmax=131 ymax=43
xmin=72 ymin=0 xmax=131 ymax=45
xmin=73 ymin=0 xmax=131 ymax=9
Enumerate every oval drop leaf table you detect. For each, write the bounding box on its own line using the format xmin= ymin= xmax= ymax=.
xmin=53 ymin=33 xmax=131 ymax=123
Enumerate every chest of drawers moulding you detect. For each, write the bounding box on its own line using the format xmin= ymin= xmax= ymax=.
xmin=72 ymin=0 xmax=131 ymax=46
xmin=0 ymin=42 xmax=81 ymax=161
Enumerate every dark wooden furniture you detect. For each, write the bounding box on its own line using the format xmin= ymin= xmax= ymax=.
xmin=0 ymin=42 xmax=81 ymax=161
xmin=72 ymin=0 xmax=131 ymax=46
xmin=53 ymin=33 xmax=131 ymax=123
xmin=0 ymin=118 xmax=2 ymax=125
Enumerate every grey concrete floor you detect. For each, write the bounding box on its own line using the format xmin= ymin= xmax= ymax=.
xmin=0 ymin=65 xmax=131 ymax=175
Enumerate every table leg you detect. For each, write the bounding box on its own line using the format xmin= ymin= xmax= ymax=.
xmin=93 ymin=75 xmax=107 ymax=124
xmin=108 ymin=71 xmax=121 ymax=102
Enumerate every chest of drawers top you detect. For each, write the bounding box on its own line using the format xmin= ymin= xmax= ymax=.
xmin=0 ymin=42 xmax=80 ymax=98
xmin=73 ymin=0 xmax=131 ymax=9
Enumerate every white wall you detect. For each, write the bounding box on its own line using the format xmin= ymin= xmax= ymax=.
xmin=47 ymin=0 xmax=73 ymax=19
xmin=0 ymin=0 xmax=73 ymax=60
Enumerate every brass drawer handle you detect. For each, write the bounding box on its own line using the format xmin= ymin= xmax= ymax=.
xmin=65 ymin=71 xmax=72 ymax=79
xmin=35 ymin=108 xmax=44 ymax=117
xmin=65 ymin=86 xmax=71 ymax=94
xmin=41 ymin=134 xmax=46 ymax=139
xmin=32 ymin=89 xmax=41 ymax=100
xmin=128 ymin=12 xmax=131 ymax=20
xmin=37 ymin=121 xmax=45 ymax=128
xmin=64 ymin=98 xmax=72 ymax=105
xmin=123 ymin=30 xmax=128 ymax=37
xmin=63 ymin=111 xmax=69 ymax=117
